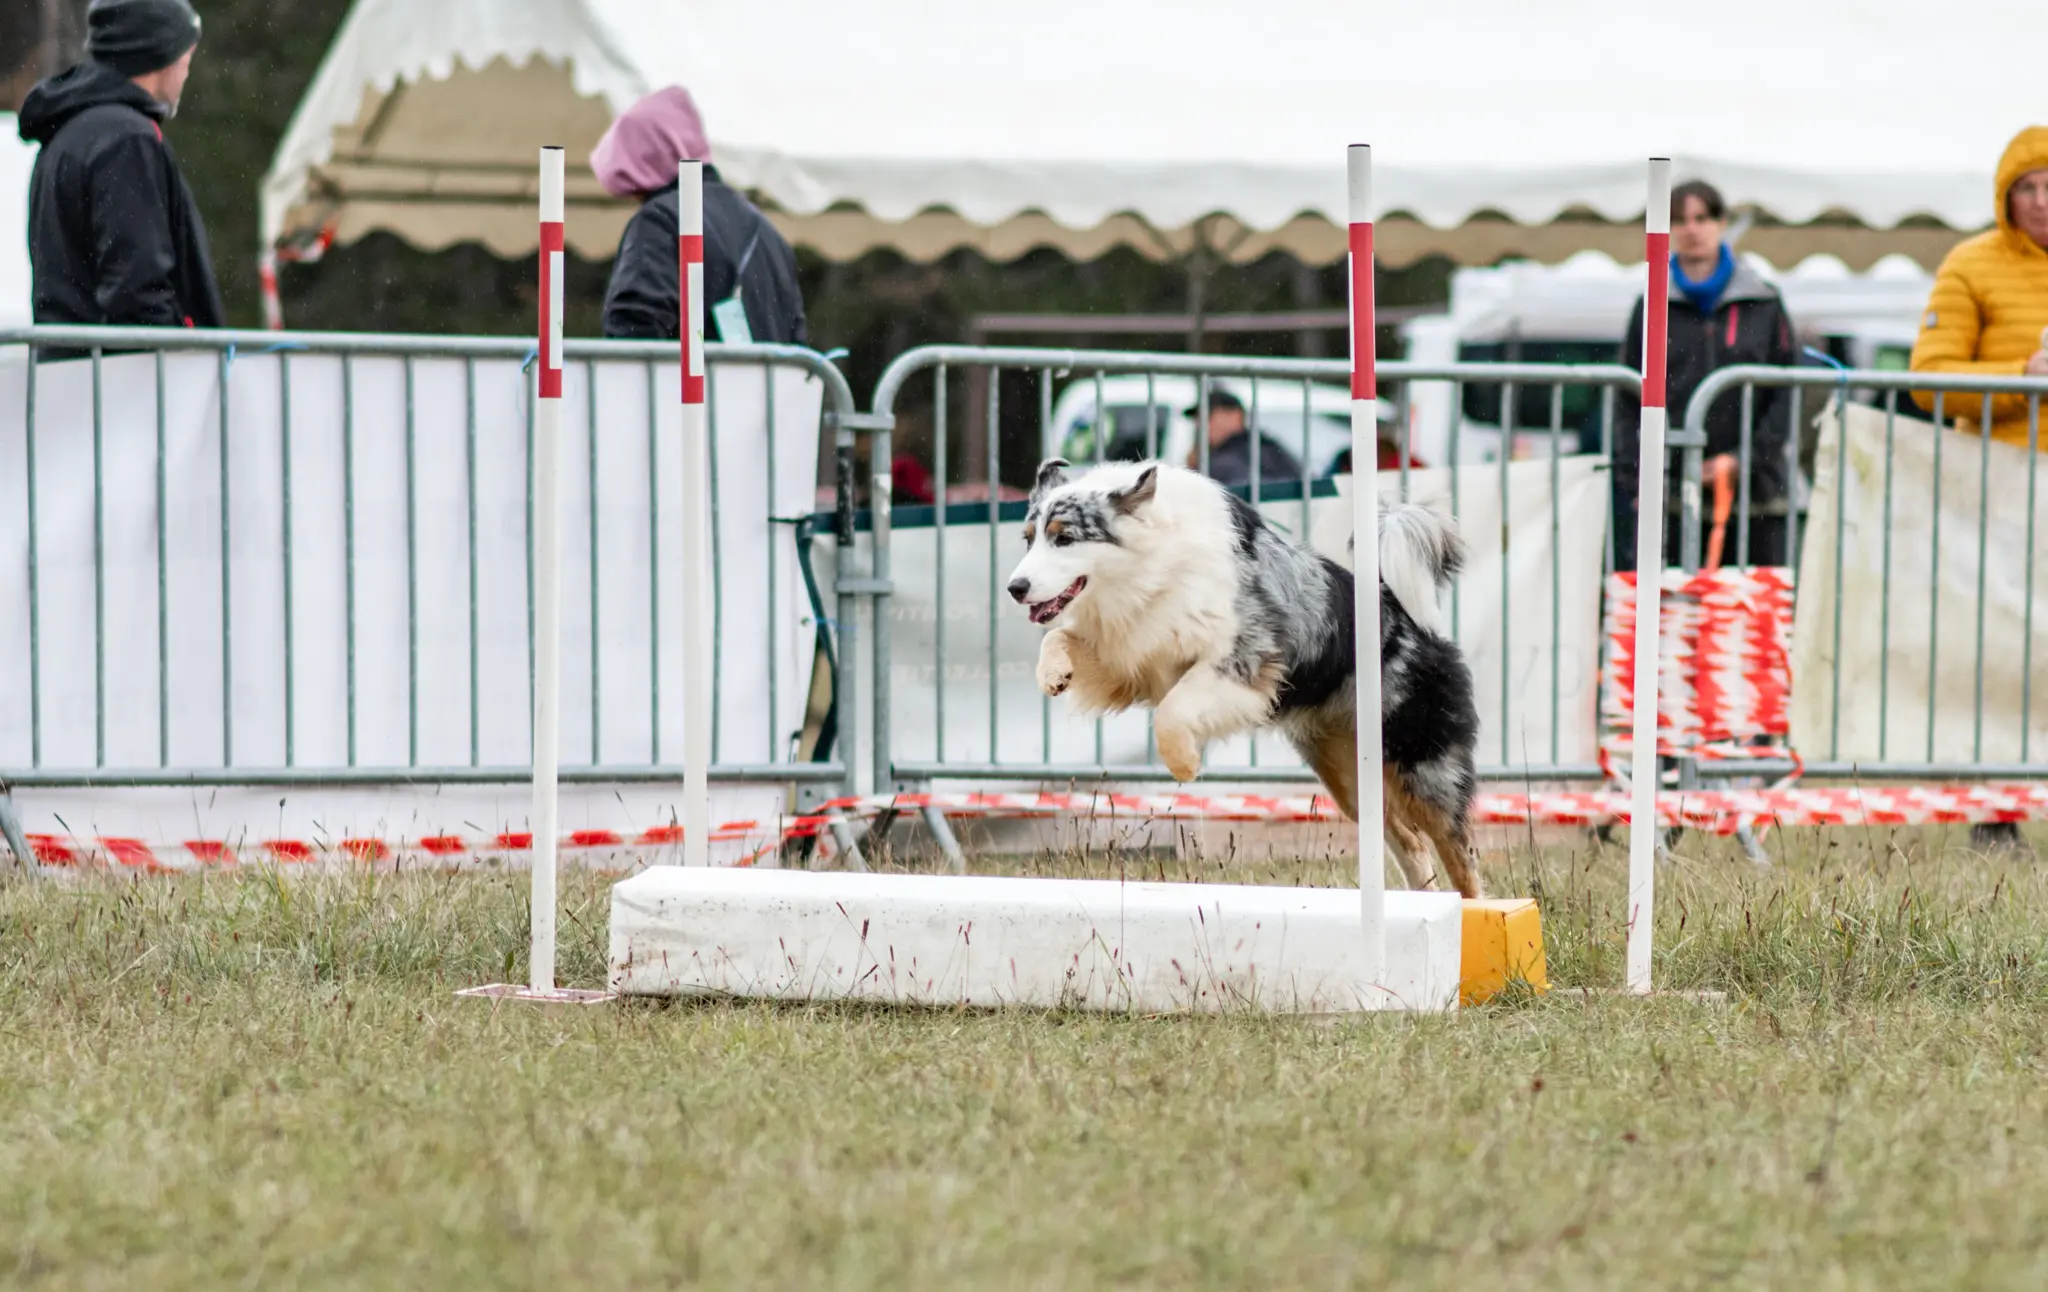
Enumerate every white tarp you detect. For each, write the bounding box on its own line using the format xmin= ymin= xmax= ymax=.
xmin=825 ymin=456 xmax=1609 ymax=790
xmin=1792 ymin=403 xmax=2048 ymax=765
xmin=262 ymin=0 xmax=2031 ymax=270
xmin=0 ymin=348 xmax=822 ymax=783
xmin=1 ymin=114 xmax=33 ymax=329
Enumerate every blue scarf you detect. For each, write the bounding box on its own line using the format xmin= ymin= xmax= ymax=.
xmin=1671 ymin=243 xmax=1735 ymax=315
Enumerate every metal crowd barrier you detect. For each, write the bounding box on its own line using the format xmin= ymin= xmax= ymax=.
xmin=867 ymin=345 xmax=1643 ymax=790
xmin=0 ymin=324 xmax=869 ymax=801
xmin=9 ymin=325 xmax=2044 ymax=844
xmin=1676 ymin=364 xmax=2048 ymax=781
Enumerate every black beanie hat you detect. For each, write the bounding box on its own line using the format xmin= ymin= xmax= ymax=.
xmin=87 ymin=0 xmax=204 ymax=78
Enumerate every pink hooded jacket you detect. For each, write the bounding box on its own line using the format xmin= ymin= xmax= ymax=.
xmin=590 ymin=86 xmax=711 ymax=199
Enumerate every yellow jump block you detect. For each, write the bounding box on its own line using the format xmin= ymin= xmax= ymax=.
xmin=1460 ymin=898 xmax=1547 ymax=1005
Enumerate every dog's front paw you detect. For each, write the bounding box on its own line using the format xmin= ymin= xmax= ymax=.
xmin=1036 ymin=635 xmax=1074 ymax=697
xmin=1036 ymin=655 xmax=1073 ymax=697
xmin=1156 ymin=726 xmax=1203 ymax=782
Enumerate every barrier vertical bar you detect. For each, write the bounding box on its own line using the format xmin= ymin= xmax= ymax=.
xmin=92 ymin=348 xmax=106 ymax=767
xmin=404 ymin=358 xmax=419 ymax=766
xmin=156 ymin=352 xmax=169 ymax=765
xmin=467 ymin=358 xmax=481 ymax=766
xmin=985 ymin=373 xmax=1000 ymax=764
xmin=646 ymin=361 xmax=662 ymax=764
xmin=281 ymin=354 xmax=296 ymax=765
xmin=589 ymin=361 xmax=603 ymax=765
xmin=1626 ymin=158 xmax=1672 ymax=996
xmin=706 ymin=364 xmax=725 ymax=761
xmin=25 ymin=354 xmax=39 ymax=767
xmin=218 ymin=349 xmax=233 ymax=766
xmin=530 ymin=146 xmax=567 ymax=992
xmin=678 ymin=159 xmax=713 ymax=870
xmin=2023 ymin=395 xmax=2040 ymax=760
xmin=1972 ymin=393 xmax=1992 ymax=761
xmin=343 ymin=356 xmax=357 ymax=766
xmin=935 ymin=365 xmax=949 ymax=762
xmin=1347 ymin=144 xmax=1386 ymax=993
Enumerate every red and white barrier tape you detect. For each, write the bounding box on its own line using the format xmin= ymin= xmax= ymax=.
xmin=21 ymin=819 xmax=780 ymax=873
xmin=782 ymin=784 xmax=2048 ymax=841
xmin=27 ymin=784 xmax=2044 ymax=875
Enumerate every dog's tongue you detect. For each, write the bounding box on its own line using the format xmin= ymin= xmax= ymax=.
xmin=1027 ymin=577 xmax=1085 ymax=626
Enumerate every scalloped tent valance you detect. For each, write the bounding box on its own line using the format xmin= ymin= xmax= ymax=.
xmin=262 ymin=0 xmax=2034 ymax=273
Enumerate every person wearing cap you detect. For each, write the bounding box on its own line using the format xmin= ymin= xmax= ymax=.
xmin=595 ymin=86 xmax=807 ymax=346
xmin=1182 ymin=388 xmax=1303 ymax=491
xmin=17 ymin=0 xmax=221 ymax=346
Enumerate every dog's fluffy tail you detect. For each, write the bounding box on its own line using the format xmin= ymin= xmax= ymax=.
xmin=1373 ymin=500 xmax=1465 ymax=637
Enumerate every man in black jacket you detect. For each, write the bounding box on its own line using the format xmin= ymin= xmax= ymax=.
xmin=17 ymin=0 xmax=221 ymax=345
xmin=1612 ymin=179 xmax=1799 ymax=572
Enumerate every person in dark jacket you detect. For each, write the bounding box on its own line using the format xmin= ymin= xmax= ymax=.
xmin=1613 ymin=179 xmax=1799 ymax=571
xmin=17 ymin=0 xmax=222 ymax=346
xmin=594 ymin=86 xmax=807 ymax=346
xmin=1182 ymin=387 xmax=1303 ymax=491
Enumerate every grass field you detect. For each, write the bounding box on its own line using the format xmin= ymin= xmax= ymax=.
xmin=2 ymin=826 xmax=2045 ymax=1290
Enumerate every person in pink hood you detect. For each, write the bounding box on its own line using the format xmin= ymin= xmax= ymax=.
xmin=594 ymin=86 xmax=808 ymax=345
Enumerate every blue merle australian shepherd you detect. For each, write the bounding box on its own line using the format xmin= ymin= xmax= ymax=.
xmin=1004 ymin=458 xmax=1485 ymax=898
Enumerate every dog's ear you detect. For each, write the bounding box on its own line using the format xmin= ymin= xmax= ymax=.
xmin=1031 ymin=458 xmax=1070 ymax=501
xmin=1110 ymin=464 xmax=1159 ymax=516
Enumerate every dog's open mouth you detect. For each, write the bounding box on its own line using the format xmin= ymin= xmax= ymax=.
xmin=1028 ymin=577 xmax=1087 ymax=625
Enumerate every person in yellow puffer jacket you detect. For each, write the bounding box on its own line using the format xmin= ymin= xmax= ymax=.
xmin=1909 ymin=126 xmax=2048 ymax=446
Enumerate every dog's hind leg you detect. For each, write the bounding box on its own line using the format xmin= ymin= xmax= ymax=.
xmin=1295 ymin=723 xmax=1358 ymax=820
xmin=1152 ymin=666 xmax=1273 ymax=782
xmin=1419 ymin=812 xmax=1483 ymax=900
xmin=1295 ymin=723 xmax=1431 ymax=889
xmin=1382 ymin=775 xmax=1440 ymax=891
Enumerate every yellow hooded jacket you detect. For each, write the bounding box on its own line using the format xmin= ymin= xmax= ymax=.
xmin=1909 ymin=126 xmax=2048 ymax=446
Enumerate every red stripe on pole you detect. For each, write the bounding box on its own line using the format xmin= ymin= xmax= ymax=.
xmin=680 ymin=232 xmax=706 ymax=405
xmin=1349 ymin=222 xmax=1375 ymax=400
xmin=1642 ymin=230 xmax=1670 ymax=409
xmin=538 ymin=220 xmax=565 ymax=399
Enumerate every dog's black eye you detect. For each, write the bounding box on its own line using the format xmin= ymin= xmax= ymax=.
xmin=1052 ymin=532 xmax=1074 ymax=547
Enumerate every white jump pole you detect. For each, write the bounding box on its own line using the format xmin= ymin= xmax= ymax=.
xmin=1626 ymin=157 xmax=1673 ymax=995
xmin=1347 ymin=143 xmax=1387 ymax=993
xmin=530 ymin=145 xmax=567 ymax=992
xmin=678 ymin=160 xmax=712 ymax=870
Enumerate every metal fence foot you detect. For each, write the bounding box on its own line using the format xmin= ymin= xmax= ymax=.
xmin=0 ymin=783 xmax=38 ymax=877
xmin=921 ymin=806 xmax=967 ymax=875
xmin=824 ymin=811 xmax=869 ymax=873
xmin=1735 ymin=823 xmax=1771 ymax=869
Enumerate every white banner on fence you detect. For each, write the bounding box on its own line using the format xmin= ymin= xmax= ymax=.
xmin=0 ymin=348 xmax=823 ymax=784
xmin=1793 ymin=402 xmax=2048 ymax=764
xmin=828 ymin=455 xmax=1608 ymax=787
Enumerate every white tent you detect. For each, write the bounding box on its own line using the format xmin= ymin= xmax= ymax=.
xmin=263 ymin=0 xmax=2036 ymax=274
xmin=1 ymin=114 xmax=33 ymax=329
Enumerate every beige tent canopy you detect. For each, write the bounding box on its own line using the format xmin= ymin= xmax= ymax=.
xmin=264 ymin=0 xmax=2030 ymax=276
